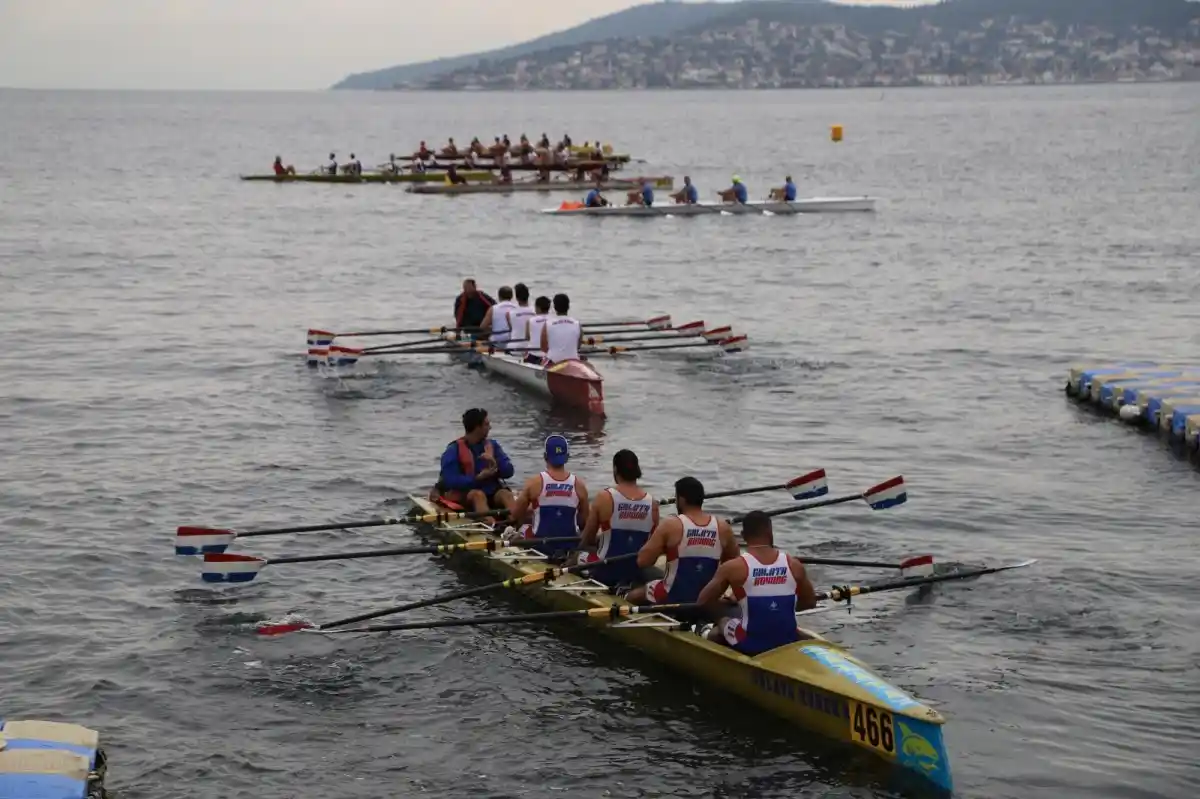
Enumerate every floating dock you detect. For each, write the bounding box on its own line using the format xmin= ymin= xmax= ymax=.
xmin=1065 ymin=362 xmax=1200 ymax=455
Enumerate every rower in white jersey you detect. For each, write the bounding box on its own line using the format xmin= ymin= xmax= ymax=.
xmin=503 ymin=283 xmax=536 ymax=351
xmin=698 ymin=510 xmax=817 ymax=655
xmin=520 ymin=296 xmax=552 ymax=364
xmin=540 ymin=292 xmax=583 ymax=365
xmin=625 ymin=476 xmax=739 ymax=607
xmin=509 ymin=434 xmax=590 ymax=560
xmin=578 ymin=449 xmax=659 ymax=588
xmin=480 ymin=286 xmax=517 ymax=344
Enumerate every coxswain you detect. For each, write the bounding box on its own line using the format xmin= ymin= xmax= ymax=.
xmin=480 ymin=286 xmax=517 ymax=345
xmin=440 ymin=137 xmax=459 ymax=158
xmin=508 ymin=435 xmax=589 ymax=560
xmin=697 ymin=510 xmax=817 ymax=654
xmin=453 ymin=278 xmax=496 ymax=332
xmin=273 ymin=156 xmax=296 ymax=176
xmin=584 ymin=182 xmax=609 ymax=208
xmin=540 ymin=293 xmax=582 ymax=365
xmin=522 ymin=296 xmax=552 ymax=364
xmin=578 ymin=450 xmax=659 ymax=589
xmin=769 ymin=175 xmax=797 ymax=202
xmin=626 ymin=178 xmax=653 ymax=207
xmin=504 ymin=283 xmax=536 ymax=351
xmin=444 ymin=164 xmax=468 ymax=185
xmin=433 ymin=408 xmax=516 ymax=520
xmin=719 ymin=175 xmax=749 ymax=204
xmin=624 ymin=476 xmax=739 ymax=607
xmin=327 ymin=153 xmax=338 ymax=175
xmin=671 ymin=176 xmax=699 ymax=205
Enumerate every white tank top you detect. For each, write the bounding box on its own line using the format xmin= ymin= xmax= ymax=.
xmin=490 ymin=300 xmax=517 ymax=342
xmin=597 ymin=486 xmax=655 ymax=559
xmin=545 ymin=315 xmax=581 ymax=363
xmin=506 ymin=305 xmax=536 ymax=347
xmin=532 ymin=471 xmax=579 ymax=537
xmin=526 ymin=314 xmax=550 ymax=356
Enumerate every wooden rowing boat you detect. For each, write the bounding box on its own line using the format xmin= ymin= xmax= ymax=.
xmin=240 ymin=171 xmax=495 ymax=184
xmin=407 ymin=176 xmax=674 ymax=195
xmin=406 ymin=496 xmax=954 ymax=794
xmin=443 ymin=334 xmax=605 ymax=416
xmin=543 ymin=197 xmax=877 ymax=217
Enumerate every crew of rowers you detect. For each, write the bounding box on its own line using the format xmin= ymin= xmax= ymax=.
xmin=584 ymin=174 xmax=797 ymax=208
xmin=452 ymin=279 xmax=582 ymax=366
xmin=432 ymin=410 xmax=818 ymax=657
xmin=405 ymin=134 xmax=612 ymax=171
xmin=271 ymin=153 xmax=363 ymax=176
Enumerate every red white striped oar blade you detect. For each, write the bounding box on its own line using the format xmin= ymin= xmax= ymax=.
xmin=721 ymin=335 xmax=749 ymax=354
xmin=703 ymin=325 xmax=732 ymax=343
xmin=672 ymin=320 xmax=705 ymax=336
xmin=201 ymin=553 xmax=267 ymax=583
xmin=864 ymin=476 xmax=907 ymax=510
xmin=647 ymin=315 xmax=672 ymax=330
xmin=306 ymin=329 xmax=335 ymax=367
xmin=787 ymin=469 xmax=828 ymax=500
xmin=900 ymin=554 xmax=935 ymax=578
xmin=176 ymin=526 xmax=236 ymax=556
xmin=327 ymin=345 xmax=361 ymax=367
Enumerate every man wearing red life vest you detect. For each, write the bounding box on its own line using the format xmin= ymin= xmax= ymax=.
xmin=433 ymin=408 xmax=515 ymax=520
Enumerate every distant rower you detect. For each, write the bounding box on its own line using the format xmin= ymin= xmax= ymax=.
xmin=627 ymin=178 xmax=653 ymax=207
xmin=522 ymin=295 xmax=553 ymax=364
xmin=541 ymin=293 xmax=582 ymax=365
xmin=327 ymin=153 xmax=338 ymax=175
xmin=482 ymin=286 xmax=516 ymax=345
xmin=769 ymin=175 xmax=797 ymax=202
xmin=625 ymin=476 xmax=739 ymax=607
xmin=505 ymin=283 xmax=536 ymax=351
xmin=579 ymin=449 xmax=659 ymax=589
xmin=585 ymin=181 xmax=609 ymax=208
xmin=719 ymin=175 xmax=748 ymax=204
xmin=433 ymin=407 xmax=516 ymax=520
xmin=273 ymin=156 xmax=296 ymax=176
xmin=454 ymin=278 xmax=495 ymax=332
xmin=671 ymin=176 xmax=698 ymax=205
xmin=697 ymin=510 xmax=817 ymax=654
xmin=509 ymin=435 xmax=590 ymax=560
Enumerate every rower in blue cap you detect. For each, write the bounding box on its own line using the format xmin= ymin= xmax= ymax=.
xmin=509 ymin=434 xmax=590 ymax=560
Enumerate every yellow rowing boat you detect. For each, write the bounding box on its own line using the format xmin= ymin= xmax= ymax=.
xmin=408 ymin=495 xmax=953 ymax=793
xmin=239 ymin=171 xmax=495 ymax=184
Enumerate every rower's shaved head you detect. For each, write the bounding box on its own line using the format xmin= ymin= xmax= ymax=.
xmin=674 ymin=476 xmax=704 ymax=510
xmin=535 ymin=296 xmax=551 ymax=313
xmin=742 ymin=511 xmax=773 ymax=544
xmin=498 ymin=286 xmax=513 ymax=301
xmin=553 ymin=293 xmax=570 ymax=314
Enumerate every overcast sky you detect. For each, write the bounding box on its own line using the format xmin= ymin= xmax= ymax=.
xmin=0 ymin=0 xmax=931 ymax=91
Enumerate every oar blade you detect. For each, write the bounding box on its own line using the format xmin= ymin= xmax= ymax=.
xmin=899 ymin=554 xmax=935 ymax=577
xmin=200 ymin=552 xmax=267 ymax=583
xmin=787 ymin=469 xmax=828 ymax=500
xmin=176 ymin=526 xmax=235 ymax=556
xmin=720 ymin=335 xmax=749 ymax=354
xmin=256 ymin=620 xmax=315 ymax=636
xmin=863 ymin=476 xmax=907 ymax=509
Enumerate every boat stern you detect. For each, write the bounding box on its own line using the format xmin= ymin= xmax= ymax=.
xmin=546 ymin=359 xmax=605 ymax=416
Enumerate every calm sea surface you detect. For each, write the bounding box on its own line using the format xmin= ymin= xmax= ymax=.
xmin=1 ymin=85 xmax=1198 ymax=799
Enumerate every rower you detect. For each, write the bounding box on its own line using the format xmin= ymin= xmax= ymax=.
xmin=626 ymin=178 xmax=653 ymax=207
xmin=584 ymin=182 xmax=609 ymax=208
xmin=445 ymin=164 xmax=469 ymax=185
xmin=327 ymin=153 xmax=338 ymax=175
xmin=383 ymin=154 xmax=400 ymax=175
xmin=539 ymin=133 xmax=551 ymax=149
xmin=671 ymin=176 xmax=698 ymax=205
xmin=273 ymin=156 xmax=296 ymax=176
xmin=522 ymin=296 xmax=552 ymax=365
xmin=509 ymin=435 xmax=590 ymax=560
xmin=624 ymin=476 xmax=739 ymax=608
xmin=433 ymin=407 xmax=516 ymax=520
xmin=504 ymin=283 xmax=536 ymax=351
xmin=441 ymin=137 xmax=459 ymax=158
xmin=697 ymin=510 xmax=818 ymax=654
xmin=480 ymin=286 xmax=516 ymax=344
xmin=719 ymin=175 xmax=748 ymax=204
xmin=453 ymin=278 xmax=495 ymax=333
xmin=416 ymin=141 xmax=434 ymax=160
xmin=562 ymin=133 xmax=573 ymax=149
xmin=349 ymin=153 xmax=362 ymax=175
xmin=578 ymin=449 xmax=659 ymax=590
xmin=769 ymin=175 xmax=797 ymax=202
xmin=540 ymin=293 xmax=582 ymax=365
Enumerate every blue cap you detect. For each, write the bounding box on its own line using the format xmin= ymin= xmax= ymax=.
xmin=544 ymin=435 xmax=569 ymax=466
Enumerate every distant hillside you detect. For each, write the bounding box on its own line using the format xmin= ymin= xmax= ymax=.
xmin=332 ymin=1 xmax=739 ymax=89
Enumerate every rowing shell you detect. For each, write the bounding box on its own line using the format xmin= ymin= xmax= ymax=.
xmin=443 ymin=334 xmax=605 ymax=416
xmin=406 ymin=496 xmax=953 ymax=794
xmin=542 ymin=196 xmax=877 ymax=216
xmin=239 ymin=171 xmax=495 ymax=184
xmin=407 ymin=176 xmax=674 ymax=195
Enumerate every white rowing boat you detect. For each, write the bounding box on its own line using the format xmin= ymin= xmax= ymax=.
xmin=542 ymin=196 xmax=877 ymax=217
xmin=442 ymin=334 xmax=607 ymax=416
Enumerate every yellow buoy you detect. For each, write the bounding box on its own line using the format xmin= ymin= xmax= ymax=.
xmin=831 ymin=125 xmax=843 ymax=142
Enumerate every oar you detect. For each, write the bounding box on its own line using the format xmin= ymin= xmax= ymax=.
xmin=199 ymin=536 xmax=581 ymax=584
xmin=328 ymin=325 xmax=483 ymax=338
xmin=685 ymin=468 xmax=828 ymax=504
xmin=732 ymin=475 xmax=907 ymax=524
xmin=316 ymin=602 xmax=699 ymax=635
xmin=581 ymin=315 xmax=671 ymax=330
xmin=819 ymin=559 xmax=1038 ymax=604
xmin=360 ymin=336 xmax=449 ymax=353
xmin=256 ymin=551 xmax=641 ymax=636
xmin=596 ymin=337 xmax=748 ymax=356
